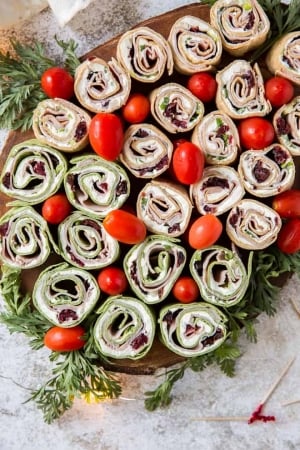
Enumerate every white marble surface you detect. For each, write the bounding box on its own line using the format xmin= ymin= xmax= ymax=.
xmin=1 ymin=1 xmax=300 ymax=449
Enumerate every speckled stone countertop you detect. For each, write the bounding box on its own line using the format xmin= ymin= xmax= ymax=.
xmin=1 ymin=2 xmax=300 ymax=449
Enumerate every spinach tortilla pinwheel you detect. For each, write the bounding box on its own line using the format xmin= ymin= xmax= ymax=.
xmin=123 ymin=235 xmax=186 ymax=305
xmin=168 ymin=15 xmax=222 ymax=74
xmin=159 ymin=302 xmax=227 ymax=357
xmin=74 ymin=57 xmax=131 ymax=113
xmin=93 ymin=296 xmax=155 ymax=360
xmin=32 ymin=98 xmax=91 ymax=152
xmin=266 ymin=32 xmax=300 ymax=86
xmin=273 ymin=96 xmax=300 ymax=156
xmin=116 ymin=26 xmax=173 ymax=83
xmin=210 ymin=0 xmax=270 ymax=56
xmin=137 ymin=180 xmax=193 ymax=237
xmin=190 ymin=245 xmax=252 ymax=308
xmin=0 ymin=206 xmax=56 ymax=269
xmin=33 ymin=262 xmax=100 ymax=328
xmin=190 ymin=166 xmax=245 ymax=216
xmin=226 ymin=199 xmax=282 ymax=250
xmin=58 ymin=211 xmax=120 ymax=269
xmin=64 ymin=154 xmax=130 ymax=219
xmin=120 ymin=123 xmax=173 ymax=178
xmin=215 ymin=60 xmax=271 ymax=119
xmin=149 ymin=82 xmax=204 ymax=133
xmin=191 ymin=110 xmax=240 ymax=165
xmin=0 ymin=139 xmax=67 ymax=205
xmin=238 ymin=144 xmax=295 ymax=197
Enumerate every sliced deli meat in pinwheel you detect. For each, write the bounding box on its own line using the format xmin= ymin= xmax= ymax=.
xmin=116 ymin=26 xmax=173 ymax=83
xmin=33 ymin=262 xmax=100 ymax=328
xmin=64 ymin=154 xmax=130 ymax=219
xmin=167 ymin=15 xmax=222 ymax=74
xmin=149 ymin=82 xmax=204 ymax=133
xmin=266 ymin=32 xmax=300 ymax=86
xmin=32 ymin=98 xmax=91 ymax=152
xmin=159 ymin=302 xmax=227 ymax=357
xmin=191 ymin=110 xmax=240 ymax=165
xmin=136 ymin=180 xmax=193 ymax=237
xmin=93 ymin=296 xmax=155 ymax=360
xmin=238 ymin=144 xmax=295 ymax=197
xmin=190 ymin=245 xmax=252 ymax=307
xmin=58 ymin=211 xmax=120 ymax=270
xmin=226 ymin=199 xmax=282 ymax=250
xmin=273 ymin=96 xmax=300 ymax=156
xmin=190 ymin=166 xmax=245 ymax=216
xmin=123 ymin=235 xmax=186 ymax=305
xmin=210 ymin=0 xmax=270 ymax=56
xmin=215 ymin=60 xmax=271 ymax=119
xmin=0 ymin=139 xmax=67 ymax=205
xmin=74 ymin=57 xmax=131 ymax=113
xmin=120 ymin=123 xmax=173 ymax=178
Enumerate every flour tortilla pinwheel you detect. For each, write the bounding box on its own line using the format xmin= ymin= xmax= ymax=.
xmin=273 ymin=96 xmax=300 ymax=156
xmin=266 ymin=32 xmax=300 ymax=86
xmin=93 ymin=296 xmax=155 ymax=360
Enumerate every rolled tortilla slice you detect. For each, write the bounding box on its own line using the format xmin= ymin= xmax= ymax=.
xmin=190 ymin=246 xmax=252 ymax=307
xmin=159 ymin=302 xmax=227 ymax=358
xmin=0 ymin=139 xmax=67 ymax=205
xmin=120 ymin=123 xmax=173 ymax=178
xmin=226 ymin=199 xmax=282 ymax=250
xmin=190 ymin=166 xmax=245 ymax=216
xmin=137 ymin=180 xmax=193 ymax=237
xmin=191 ymin=110 xmax=240 ymax=165
xmin=64 ymin=154 xmax=130 ymax=219
xmin=216 ymin=60 xmax=271 ymax=119
xmin=58 ymin=211 xmax=120 ymax=270
xmin=93 ymin=296 xmax=155 ymax=360
xmin=266 ymin=32 xmax=300 ymax=86
xmin=150 ymin=82 xmax=204 ymax=133
xmin=123 ymin=235 xmax=186 ymax=304
xmin=74 ymin=57 xmax=131 ymax=113
xmin=32 ymin=98 xmax=91 ymax=152
xmin=210 ymin=0 xmax=270 ymax=56
xmin=273 ymin=96 xmax=300 ymax=156
xmin=0 ymin=206 xmax=56 ymax=269
xmin=238 ymin=144 xmax=295 ymax=197
xmin=33 ymin=262 xmax=100 ymax=328
xmin=168 ymin=15 xmax=222 ymax=74
xmin=116 ymin=26 xmax=173 ymax=83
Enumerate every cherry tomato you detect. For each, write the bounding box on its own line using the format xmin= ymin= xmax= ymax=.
xmin=265 ymin=76 xmax=295 ymax=108
xmin=272 ymin=190 xmax=300 ymax=219
xmin=97 ymin=266 xmax=128 ymax=295
xmin=187 ymin=72 xmax=217 ymax=103
xmin=172 ymin=141 xmax=205 ymax=185
xmin=44 ymin=326 xmax=86 ymax=352
xmin=42 ymin=193 xmax=72 ymax=224
xmin=277 ymin=218 xmax=300 ymax=254
xmin=238 ymin=117 xmax=275 ymax=150
xmin=89 ymin=113 xmax=124 ymax=161
xmin=41 ymin=67 xmax=74 ymax=100
xmin=122 ymin=93 xmax=150 ymax=123
xmin=188 ymin=214 xmax=223 ymax=250
xmin=172 ymin=276 xmax=200 ymax=303
xmin=103 ymin=209 xmax=147 ymax=244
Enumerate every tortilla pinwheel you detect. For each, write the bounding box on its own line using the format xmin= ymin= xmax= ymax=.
xmin=273 ymin=96 xmax=300 ymax=156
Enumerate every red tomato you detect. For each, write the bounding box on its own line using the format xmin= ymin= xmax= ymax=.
xmin=41 ymin=67 xmax=74 ymax=99
xmin=172 ymin=276 xmax=200 ymax=303
xmin=172 ymin=138 xmax=188 ymax=150
xmin=172 ymin=142 xmax=205 ymax=185
xmin=44 ymin=326 xmax=86 ymax=352
xmin=265 ymin=76 xmax=294 ymax=108
xmin=97 ymin=266 xmax=128 ymax=295
xmin=103 ymin=209 xmax=147 ymax=244
xmin=42 ymin=193 xmax=72 ymax=224
xmin=188 ymin=214 xmax=223 ymax=250
xmin=277 ymin=218 xmax=300 ymax=254
xmin=187 ymin=72 xmax=217 ymax=102
xmin=122 ymin=93 xmax=150 ymax=123
xmin=238 ymin=117 xmax=275 ymax=150
xmin=272 ymin=190 xmax=300 ymax=218
xmin=89 ymin=113 xmax=124 ymax=161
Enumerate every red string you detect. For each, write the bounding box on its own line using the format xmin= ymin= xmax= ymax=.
xmin=248 ymin=403 xmax=276 ymax=424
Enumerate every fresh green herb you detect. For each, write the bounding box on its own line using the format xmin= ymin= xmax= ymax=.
xmin=159 ymin=96 xmax=170 ymax=111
